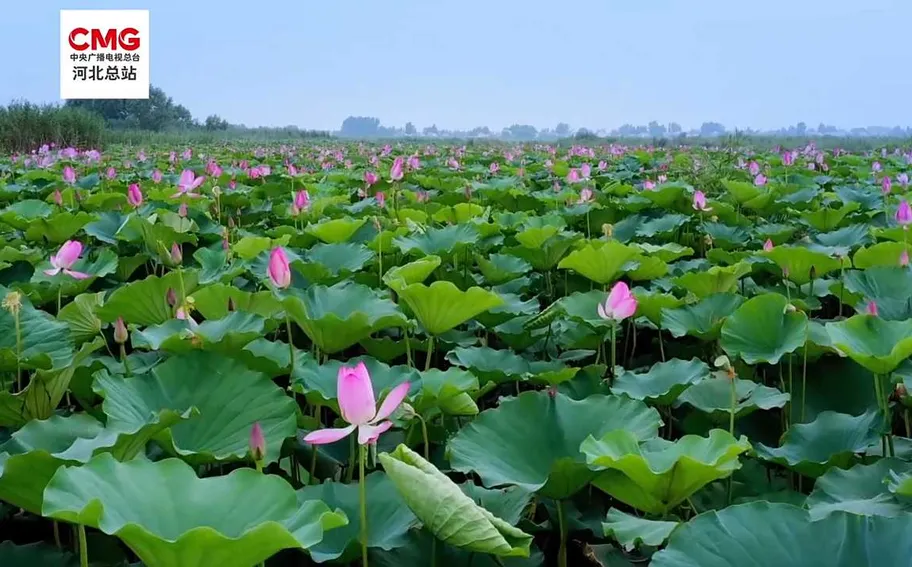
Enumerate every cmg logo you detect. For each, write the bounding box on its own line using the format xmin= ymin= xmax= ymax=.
xmin=67 ymin=27 xmax=141 ymax=51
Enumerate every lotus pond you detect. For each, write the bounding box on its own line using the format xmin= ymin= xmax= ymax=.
xmin=1 ymin=143 xmax=912 ymax=566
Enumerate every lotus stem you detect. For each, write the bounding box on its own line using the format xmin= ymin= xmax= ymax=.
xmin=359 ymin=443 xmax=369 ymax=567
xmin=57 ymin=287 xmax=62 ymax=314
xmin=285 ymin=315 xmax=295 ymax=377
xmin=787 ymin=355 xmax=794 ymax=425
xmin=425 ymin=335 xmax=435 ymax=371
xmin=417 ymin=414 xmax=430 ymax=460
xmin=609 ymin=324 xmax=617 ymax=380
xmin=14 ymin=307 xmax=21 ymax=392
xmin=346 ymin=435 xmax=356 ymax=483
xmin=53 ymin=521 xmax=61 ymax=549
xmin=905 ymin=409 xmax=910 ymax=439
xmin=404 ymin=325 xmax=413 ymax=368
xmin=309 ymin=404 xmax=320 ymax=483
xmin=802 ymin=321 xmax=809 ymax=422
xmin=556 ymin=499 xmax=567 ymax=567
xmin=78 ymin=524 xmax=88 ymax=567
xmin=120 ymin=344 xmax=131 ymax=377
xmin=658 ymin=329 xmax=666 ymax=362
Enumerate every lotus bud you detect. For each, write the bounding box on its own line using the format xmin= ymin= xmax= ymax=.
xmin=113 ymin=316 xmax=129 ymax=344
xmin=228 ymin=217 xmax=236 ymax=229
xmin=2 ymin=291 xmax=22 ymax=315
xmin=602 ymin=223 xmax=613 ymax=238
xmin=178 ymin=203 xmax=188 ymax=218
xmin=710 ymin=215 xmax=718 ymax=223
xmin=902 ymin=250 xmax=910 ymax=267
xmin=785 ymin=303 xmax=797 ymax=313
xmin=704 ymin=234 xmax=713 ymax=247
xmin=249 ymin=422 xmax=266 ymax=463
xmin=212 ymin=185 xmax=221 ymax=197
xmin=399 ymin=402 xmax=417 ymax=420
xmin=53 ymin=189 xmax=63 ymax=206
xmin=809 ymin=265 xmax=817 ymax=280
xmin=166 ymin=287 xmax=178 ymax=307
xmin=170 ymin=243 xmax=183 ymax=265
xmin=713 ymin=355 xmax=731 ymax=370
xmin=227 ymin=296 xmax=236 ymax=312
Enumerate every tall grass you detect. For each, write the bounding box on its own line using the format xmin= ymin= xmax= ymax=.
xmin=0 ymin=101 xmax=105 ymax=153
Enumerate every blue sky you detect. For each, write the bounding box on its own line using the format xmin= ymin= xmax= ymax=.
xmin=2 ymin=0 xmax=910 ymax=132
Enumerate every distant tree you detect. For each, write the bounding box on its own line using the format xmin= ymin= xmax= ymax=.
xmin=699 ymin=121 xmax=726 ymax=137
xmin=469 ymin=126 xmax=491 ymax=137
xmin=204 ymin=114 xmax=229 ymax=131
xmin=555 ymin=122 xmax=571 ymax=137
xmin=66 ymin=85 xmax=195 ymax=131
xmin=422 ymin=124 xmax=439 ymax=136
xmin=648 ymin=121 xmax=667 ymax=137
xmin=668 ymin=122 xmax=682 ymax=134
xmin=404 ymin=122 xmax=417 ymax=136
xmin=795 ymin=122 xmax=807 ymax=137
xmin=339 ymin=116 xmax=381 ymax=137
xmin=505 ymin=124 xmax=538 ymax=140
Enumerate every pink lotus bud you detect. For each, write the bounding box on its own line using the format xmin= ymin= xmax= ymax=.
xmin=390 ymin=157 xmax=404 ymax=181
xmin=754 ymin=173 xmax=767 ymax=186
xmin=902 ymin=250 xmax=910 ymax=267
xmin=113 ymin=317 xmax=128 ymax=344
xmin=897 ymin=200 xmax=912 ymax=226
xmin=127 ymin=183 xmax=143 ymax=207
xmin=249 ymin=422 xmax=266 ymax=463
xmin=53 ymin=189 xmax=63 ymax=206
xmin=489 ymin=162 xmax=499 ymax=174
xmin=62 ymin=166 xmax=76 ymax=185
xmin=166 ymin=288 xmax=178 ymax=307
xmin=170 ymin=243 xmax=182 ymax=265
xmin=375 ymin=191 xmax=386 ymax=208
xmin=364 ymin=171 xmax=378 ymax=186
xmin=106 ymin=167 xmax=117 ymax=180
xmin=882 ymin=176 xmax=892 ymax=195
xmin=866 ymin=300 xmax=879 ymax=317
xmin=763 ymin=239 xmax=774 ymax=251
xmin=567 ymin=168 xmax=581 ymax=183
xmin=151 ymin=169 xmax=163 ymax=183
xmin=178 ymin=203 xmax=188 ymax=218
xmin=267 ymin=247 xmax=291 ymax=289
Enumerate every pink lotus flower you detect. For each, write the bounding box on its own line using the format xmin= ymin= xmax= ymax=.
xmin=866 ymin=300 xmax=879 ymax=317
xmin=390 ymin=157 xmax=405 ymax=181
xmin=898 ymin=173 xmax=910 ymax=187
xmin=447 ymin=158 xmax=460 ymax=170
xmin=106 ymin=167 xmax=117 ymax=180
xmin=63 ymin=166 xmax=76 ymax=185
xmin=170 ymin=243 xmax=182 ymax=265
xmin=53 ymin=189 xmax=63 ymax=206
xmin=873 ymin=161 xmax=883 ymax=172
xmin=692 ymin=190 xmax=710 ymax=211
xmin=113 ymin=316 xmax=128 ymax=344
xmin=292 ymin=190 xmax=310 ymax=215
xmin=376 ymin=191 xmax=386 ymax=208
xmin=364 ymin=171 xmax=379 ymax=186
xmin=178 ymin=203 xmax=188 ymax=217
xmin=302 ymin=362 xmax=410 ymax=446
xmin=597 ymin=281 xmax=637 ymax=321
xmin=897 ymin=200 xmax=912 ymax=226
xmin=268 ymin=247 xmax=291 ymax=289
xmin=287 ymin=163 xmax=298 ymax=176
xmin=901 ymin=250 xmax=909 ymax=267
xmin=137 ymin=150 xmax=146 ymax=162
xmin=883 ymin=176 xmax=893 ymax=195
xmin=127 ymin=183 xmax=143 ymax=207
xmin=44 ymin=240 xmax=90 ymax=279
xmin=206 ymin=161 xmax=223 ymax=178
xmin=643 ymin=180 xmax=656 ymax=190
xmin=763 ymin=239 xmax=774 ymax=251
xmin=249 ymin=422 xmax=266 ymax=463
xmin=567 ymin=168 xmax=581 ymax=183
xmin=657 ymin=174 xmax=668 ymax=184
xmin=578 ymin=187 xmax=593 ymax=204
xmin=598 ymin=160 xmax=608 ymax=171
xmin=416 ymin=190 xmax=429 ymax=203
xmin=754 ymin=174 xmax=767 ymax=186
xmin=581 ymin=163 xmax=592 ymax=178
xmin=782 ymin=152 xmax=795 ymax=166
xmin=172 ymin=170 xmax=205 ymax=198
xmin=151 ymin=169 xmax=163 ymax=183
xmin=407 ymin=156 xmax=420 ymax=170
xmin=490 ymin=162 xmax=500 ymax=174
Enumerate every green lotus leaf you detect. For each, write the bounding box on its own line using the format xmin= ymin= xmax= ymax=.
xmin=505 ymin=227 xmax=578 ymax=270
xmin=446 ymin=346 xmax=577 ymax=386
xmin=447 ymin=391 xmax=661 ymax=499
xmin=0 ymin=541 xmax=78 ymax=566
xmin=626 ymin=255 xmax=669 ymax=280
xmin=42 ymin=454 xmax=347 ymax=567
xmin=382 ymin=255 xmax=441 ymax=287
xmin=393 ymin=224 xmax=479 ymax=257
xmin=24 ymin=211 xmax=95 ymax=243
xmin=813 ymin=224 xmax=871 ymax=253
xmin=0 ymin=407 xmax=191 ymax=515
xmin=558 ymin=289 xmax=614 ymax=327
xmin=639 ymin=182 xmax=689 ymax=208
xmin=476 ymin=293 xmax=539 ymax=328
xmin=298 ymin=242 xmax=374 ymax=283
xmin=283 ymin=282 xmax=407 ymax=353
xmin=93 ymin=351 xmax=296 ymax=464
xmin=557 ymin=241 xmax=639 ymax=285
xmin=634 ymin=289 xmax=684 ymax=327
xmin=806 ymin=458 xmax=912 ymax=519
xmin=232 ymin=338 xmax=312 ymax=376
xmin=131 ymin=312 xmax=265 ymax=354
xmin=190 ymin=283 xmax=282 ymax=320
xmin=297 ymin=472 xmax=418 ymax=563
xmin=584 ymin=429 xmax=750 ymax=514
xmin=675 ymin=378 xmax=789 ymax=422
xmin=0 ymin=284 xmax=73 ymax=370
xmin=125 ymin=213 xmax=199 ymax=248
xmin=637 ymin=214 xmax=690 ymax=238
xmin=722 ymin=179 xmax=765 ymax=205
xmin=477 ymin=253 xmax=533 ymax=284
xmin=887 ymin=470 xmax=912 ymax=499
xmin=379 ymin=444 xmax=533 ymax=557
xmin=611 ymin=358 xmax=710 ymax=405
xmin=57 ymin=291 xmax=104 ymax=344
xmin=842 ymin=267 xmax=912 ymax=321
xmin=651 ymin=502 xmax=912 ymax=567
xmin=602 ymin=508 xmax=678 ymax=551
xmin=754 ymin=410 xmax=883 ymax=477
xmin=721 ymin=293 xmax=808 ymax=364
xmin=672 ymin=262 xmax=751 ymax=298
xmin=762 ymin=246 xmax=844 ymax=285
xmin=631 ymin=242 xmax=694 ymax=263
xmin=853 ymin=241 xmax=912 ymax=269
xmin=0 ymin=199 xmax=52 ymax=229
xmin=96 ymin=271 xmax=200 ymax=325
xmin=702 ymin=223 xmax=750 ymax=249
xmin=232 ymin=234 xmax=291 ymax=260
xmin=800 ymin=203 xmax=859 ymax=231
xmin=414 ymin=367 xmax=480 ymax=416
xmin=394 ymin=281 xmax=502 ymax=336
xmin=194 ymin=247 xmax=247 ymax=284
xmin=662 ymin=293 xmax=744 ymax=340
xmin=305 ymin=217 xmax=367 ymax=243
xmin=369 ymin=532 xmax=545 ymax=567
xmin=826 ymin=315 xmax=912 ymax=374
xmin=459 ymin=483 xmax=533 ymax=526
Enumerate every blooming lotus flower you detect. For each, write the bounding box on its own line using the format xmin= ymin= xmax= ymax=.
xmin=657 ymin=174 xmax=668 ymax=184
xmin=578 ymin=187 xmax=593 ymax=204
xmin=807 ymin=162 xmax=815 ymax=171
xmin=567 ymin=168 xmax=581 ymax=183
xmin=182 ymin=148 xmax=192 ymax=161
xmin=873 ymin=161 xmax=883 ymax=172
xmin=268 ymin=247 xmax=291 ymax=289
xmin=580 ymin=163 xmax=592 ymax=179
xmin=883 ymin=176 xmax=893 ymax=195
xmin=597 ymin=281 xmax=637 ymax=321
xmin=897 ymin=200 xmax=912 ymax=226
xmin=643 ymin=180 xmax=656 ymax=190
xmin=692 ymin=190 xmax=711 ymax=211
xmin=390 ymin=157 xmax=404 ymax=181
xmin=447 ymin=158 xmax=460 ymax=170
xmin=901 ymin=250 xmax=909 ymax=267
xmin=364 ymin=171 xmax=378 ymax=186
xmin=63 ymin=166 xmax=76 ymax=185
xmin=105 ymin=167 xmax=117 ymax=180
xmin=249 ymin=422 xmax=266 ymax=463
xmin=127 ymin=183 xmax=143 ymax=207
xmin=376 ymin=191 xmax=386 ymax=208
xmin=287 ymin=163 xmax=298 ymax=176
xmin=172 ymin=170 xmax=205 ymax=198
xmin=206 ymin=161 xmax=222 ymax=177
xmin=898 ymin=173 xmax=910 ymax=187
xmin=763 ymin=239 xmax=774 ymax=252
xmin=417 ymin=190 xmax=429 ymax=203
xmin=302 ymin=362 xmax=410 ymax=445
xmin=598 ymin=160 xmax=607 ymax=171
xmin=754 ymin=173 xmax=767 ymax=186
xmin=407 ymin=156 xmax=420 ymax=170
xmin=178 ymin=203 xmax=188 ymax=217
xmin=151 ymin=169 xmax=163 ymax=183
xmin=490 ymin=162 xmax=499 ymax=174
xmin=53 ymin=189 xmax=63 ymax=206
xmin=866 ymin=300 xmax=879 ymax=316
xmin=44 ymin=240 xmax=89 ymax=279
xmin=292 ymin=190 xmax=310 ymax=215
xmin=782 ymin=152 xmax=795 ymax=166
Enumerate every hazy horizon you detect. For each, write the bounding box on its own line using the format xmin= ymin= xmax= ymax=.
xmin=2 ymin=0 xmax=911 ymax=132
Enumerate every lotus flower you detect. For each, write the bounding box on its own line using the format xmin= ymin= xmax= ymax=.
xmin=578 ymin=187 xmax=593 ymax=204
xmin=268 ymin=247 xmax=291 ymax=289
xmin=53 ymin=189 xmax=63 ymax=206
xmin=364 ymin=171 xmax=378 ymax=186
xmin=178 ymin=203 xmax=188 ymax=217
xmin=182 ymin=148 xmax=192 ymax=161
xmin=763 ymin=239 xmax=774 ymax=251
xmin=376 ymin=191 xmax=386 ymax=208
xmin=489 ymin=162 xmax=499 ymax=174
xmin=692 ymin=190 xmax=711 ymax=211
xmin=447 ymin=158 xmax=460 ymax=170
xmin=866 ymin=301 xmax=879 ymax=316
xmin=883 ymin=176 xmax=893 ymax=195
xmin=292 ymin=190 xmax=310 ymax=215
xmin=151 ymin=169 xmax=163 ymax=183
xmin=897 ymin=200 xmax=912 ymax=226
xmin=113 ymin=317 xmax=128 ymax=344
xmin=127 ymin=183 xmax=143 ymax=207
xmin=105 ymin=167 xmax=116 ymax=180
xmin=901 ymin=250 xmax=909 ymax=267
xmin=873 ymin=161 xmax=883 ymax=172
xmin=417 ymin=190 xmax=429 ymax=203
xmin=44 ymin=240 xmax=89 ymax=279
xmin=643 ymin=180 xmax=656 ymax=190
xmin=249 ymin=422 xmax=266 ymax=463
xmin=898 ymin=173 xmax=909 ymax=187
xmin=62 ymin=166 xmax=76 ymax=185
xmin=598 ymin=160 xmax=607 ymax=170
xmin=597 ymin=281 xmax=637 ymax=321
xmin=754 ymin=173 xmax=767 ymax=186
xmin=172 ymin=169 xmax=205 ymax=198
xmin=390 ymin=157 xmax=404 ymax=181
xmin=581 ymin=163 xmax=592 ymax=178
xmin=170 ymin=243 xmax=182 ymax=265
xmin=303 ymin=362 xmax=410 ymax=445
xmin=407 ymin=156 xmax=420 ymax=170
xmin=748 ymin=161 xmax=760 ymax=176
xmin=567 ymin=168 xmax=581 ymax=183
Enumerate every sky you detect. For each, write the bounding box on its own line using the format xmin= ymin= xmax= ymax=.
xmin=2 ymin=0 xmax=911 ymax=132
